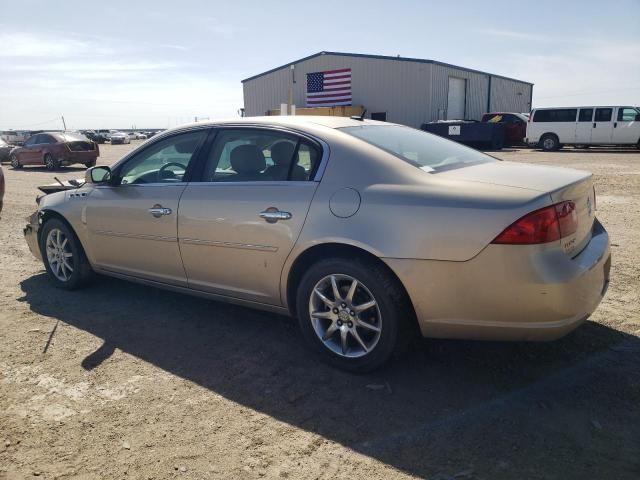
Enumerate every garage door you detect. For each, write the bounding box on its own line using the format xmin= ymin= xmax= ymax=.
xmin=447 ymin=77 xmax=466 ymax=120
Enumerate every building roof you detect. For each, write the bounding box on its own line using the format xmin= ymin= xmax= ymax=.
xmin=241 ymin=51 xmax=533 ymax=85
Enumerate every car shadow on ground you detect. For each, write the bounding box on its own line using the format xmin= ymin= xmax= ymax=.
xmin=18 ymin=273 xmax=640 ymax=479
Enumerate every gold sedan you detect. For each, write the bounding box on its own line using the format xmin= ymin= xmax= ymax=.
xmin=24 ymin=116 xmax=611 ymax=372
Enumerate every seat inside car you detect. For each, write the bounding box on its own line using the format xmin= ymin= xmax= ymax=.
xmin=228 ymin=144 xmax=266 ymax=181
xmin=264 ymin=141 xmax=307 ymax=181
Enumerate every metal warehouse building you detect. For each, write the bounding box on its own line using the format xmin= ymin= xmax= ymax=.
xmin=242 ymin=51 xmax=533 ymax=127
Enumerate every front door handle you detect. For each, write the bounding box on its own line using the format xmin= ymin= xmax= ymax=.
xmin=593 ymin=122 xmax=596 ymax=128
xmin=259 ymin=208 xmax=292 ymax=223
xmin=148 ymin=204 xmax=172 ymax=218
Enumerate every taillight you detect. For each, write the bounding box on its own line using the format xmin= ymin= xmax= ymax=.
xmin=492 ymin=201 xmax=577 ymax=245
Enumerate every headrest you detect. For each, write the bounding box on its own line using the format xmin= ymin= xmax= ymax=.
xmin=270 ymin=141 xmax=295 ymax=166
xmin=230 ymin=144 xmax=266 ymax=174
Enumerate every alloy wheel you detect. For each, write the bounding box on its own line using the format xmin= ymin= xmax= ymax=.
xmin=308 ymin=274 xmax=382 ymax=358
xmin=10 ymin=155 xmax=20 ymax=168
xmin=45 ymin=228 xmax=74 ymax=282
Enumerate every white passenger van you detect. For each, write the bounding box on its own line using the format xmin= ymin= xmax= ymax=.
xmin=526 ymin=106 xmax=640 ymax=151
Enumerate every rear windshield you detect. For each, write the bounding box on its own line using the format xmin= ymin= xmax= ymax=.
xmin=58 ymin=133 xmax=89 ymax=142
xmin=339 ymin=124 xmax=494 ymax=172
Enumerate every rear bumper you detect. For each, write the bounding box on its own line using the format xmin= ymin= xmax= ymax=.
xmin=384 ymin=220 xmax=611 ymax=341
xmin=58 ymin=151 xmax=98 ymax=166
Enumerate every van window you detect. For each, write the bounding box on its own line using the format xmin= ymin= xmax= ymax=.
xmin=617 ymin=107 xmax=639 ymax=122
xmin=594 ymin=108 xmax=613 ymax=122
xmin=533 ymin=109 xmax=577 ymax=122
xmin=578 ymin=109 xmax=593 ymax=122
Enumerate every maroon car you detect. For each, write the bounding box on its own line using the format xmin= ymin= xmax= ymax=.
xmin=10 ymin=132 xmax=99 ymax=170
xmin=481 ymin=112 xmax=528 ymax=145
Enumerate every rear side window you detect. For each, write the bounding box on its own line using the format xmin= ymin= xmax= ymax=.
xmin=594 ymin=108 xmax=613 ymax=122
xmin=201 ymin=129 xmax=320 ymax=182
xmin=533 ymin=109 xmax=577 ymax=122
xmin=578 ymin=109 xmax=593 ymax=122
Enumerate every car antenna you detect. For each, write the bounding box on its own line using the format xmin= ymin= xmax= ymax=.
xmin=53 ymin=177 xmax=65 ymax=187
xmin=351 ymin=109 xmax=367 ymax=121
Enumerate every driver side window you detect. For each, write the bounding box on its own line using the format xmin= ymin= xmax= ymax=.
xmin=117 ymin=130 xmax=207 ymax=185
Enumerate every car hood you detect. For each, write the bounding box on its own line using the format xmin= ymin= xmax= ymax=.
xmin=437 ymin=160 xmax=591 ymax=193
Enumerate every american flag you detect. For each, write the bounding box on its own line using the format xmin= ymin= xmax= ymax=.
xmin=306 ymin=68 xmax=352 ymax=107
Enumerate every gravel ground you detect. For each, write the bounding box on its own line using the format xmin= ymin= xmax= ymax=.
xmin=1 ymin=142 xmax=639 ymax=480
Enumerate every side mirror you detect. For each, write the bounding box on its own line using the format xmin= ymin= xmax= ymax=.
xmin=86 ymin=165 xmax=112 ymax=184
xmin=635 ymin=114 xmax=640 ymax=121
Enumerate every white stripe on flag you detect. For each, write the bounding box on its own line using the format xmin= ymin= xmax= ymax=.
xmin=307 ymin=100 xmax=352 ymax=107
xmin=307 ymin=89 xmax=351 ymax=97
xmin=307 ymin=95 xmax=352 ymax=102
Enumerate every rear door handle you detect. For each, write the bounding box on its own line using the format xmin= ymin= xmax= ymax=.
xmin=148 ymin=204 xmax=172 ymax=218
xmin=259 ymin=208 xmax=292 ymax=223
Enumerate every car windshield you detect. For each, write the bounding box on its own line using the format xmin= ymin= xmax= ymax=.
xmin=339 ymin=124 xmax=495 ymax=172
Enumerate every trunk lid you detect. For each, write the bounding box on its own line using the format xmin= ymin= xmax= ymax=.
xmin=66 ymin=140 xmax=96 ymax=152
xmin=439 ymin=161 xmax=595 ymax=256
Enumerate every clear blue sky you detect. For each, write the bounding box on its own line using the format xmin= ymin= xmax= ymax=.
xmin=1 ymin=0 xmax=638 ymax=129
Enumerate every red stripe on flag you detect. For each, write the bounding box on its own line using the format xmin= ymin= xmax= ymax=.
xmin=323 ymin=68 xmax=351 ymax=74
xmin=307 ymin=97 xmax=352 ymax=105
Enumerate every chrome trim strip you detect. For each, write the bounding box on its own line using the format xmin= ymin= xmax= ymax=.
xmin=109 ymin=122 xmax=331 ymax=182
xmin=93 ymin=230 xmax=176 ymax=242
xmin=180 ymin=237 xmax=278 ymax=252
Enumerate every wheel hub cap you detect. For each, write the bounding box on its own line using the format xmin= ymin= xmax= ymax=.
xmin=309 ymin=274 xmax=382 ymax=358
xmin=45 ymin=228 xmax=74 ymax=282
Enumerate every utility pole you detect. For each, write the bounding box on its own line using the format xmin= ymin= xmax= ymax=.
xmin=287 ymin=64 xmax=295 ymax=115
xmin=61 ymin=116 xmax=67 ymax=131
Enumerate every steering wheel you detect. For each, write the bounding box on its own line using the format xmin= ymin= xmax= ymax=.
xmin=158 ymin=162 xmax=187 ymax=180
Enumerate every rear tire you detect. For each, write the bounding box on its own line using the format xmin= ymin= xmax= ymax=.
xmin=40 ymin=218 xmax=93 ymax=290
xmin=10 ymin=154 xmax=22 ymax=169
xmin=296 ymin=257 xmax=413 ymax=373
xmin=44 ymin=153 xmax=60 ymax=171
xmin=85 ymin=160 xmax=96 ymax=168
xmin=539 ymin=133 xmax=560 ymax=151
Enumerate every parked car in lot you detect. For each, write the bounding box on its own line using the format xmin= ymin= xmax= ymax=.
xmin=82 ymin=130 xmax=108 ymax=144
xmin=23 ymin=116 xmax=611 ymax=372
xmin=109 ymin=132 xmax=131 ymax=144
xmin=10 ymin=132 xmax=99 ymax=170
xmin=0 ymin=138 xmax=14 ymax=163
xmin=527 ymin=106 xmax=640 ymax=151
xmin=482 ymin=112 xmax=528 ymax=145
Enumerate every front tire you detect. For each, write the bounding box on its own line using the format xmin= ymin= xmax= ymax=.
xmin=85 ymin=160 xmax=96 ymax=168
xmin=40 ymin=218 xmax=92 ymax=290
xmin=10 ymin=154 xmax=22 ymax=169
xmin=296 ymin=257 xmax=412 ymax=373
xmin=44 ymin=153 xmax=60 ymax=171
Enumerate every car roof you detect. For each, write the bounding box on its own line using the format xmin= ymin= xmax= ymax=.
xmin=168 ymin=116 xmax=397 ymax=132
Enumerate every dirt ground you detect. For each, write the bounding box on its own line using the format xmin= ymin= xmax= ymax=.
xmin=1 ymin=141 xmax=639 ymax=480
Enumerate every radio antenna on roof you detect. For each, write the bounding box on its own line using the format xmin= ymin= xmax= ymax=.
xmin=351 ymin=109 xmax=367 ymax=121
